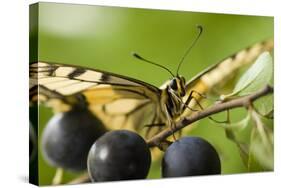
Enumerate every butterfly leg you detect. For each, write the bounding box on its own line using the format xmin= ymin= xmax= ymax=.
xmin=144 ymin=123 xmax=166 ymax=128
xmin=184 ymin=90 xmax=202 ymax=112
xmin=142 ymin=107 xmax=166 ymax=138
xmin=188 ymin=89 xmax=218 ymax=102
xmin=144 ymin=123 xmax=165 ymax=138
xmin=185 ymin=90 xmax=229 ymax=124
xmin=192 ymin=96 xmax=230 ymax=124
xmin=169 ymin=121 xmax=177 ymax=141
xmin=163 ymin=107 xmax=177 ymax=141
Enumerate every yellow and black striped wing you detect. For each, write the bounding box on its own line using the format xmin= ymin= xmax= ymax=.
xmin=30 ymin=62 xmax=165 ymax=134
xmin=182 ymin=39 xmax=274 ymax=116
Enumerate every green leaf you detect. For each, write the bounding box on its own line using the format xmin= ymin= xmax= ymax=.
xmin=247 ymin=109 xmax=274 ymax=171
xmin=223 ymin=110 xmax=273 ymax=171
xmin=248 ymin=151 xmax=265 ymax=172
xmin=221 ymin=52 xmax=273 ymax=99
xmin=254 ymin=94 xmax=273 ymax=117
xmin=225 ymin=128 xmax=249 ymax=167
xmin=248 ymin=128 xmax=265 ymax=172
xmin=219 ymin=113 xmax=251 ymax=131
xmin=219 ymin=115 xmax=251 ymax=164
xmin=248 ymin=125 xmax=273 ymax=171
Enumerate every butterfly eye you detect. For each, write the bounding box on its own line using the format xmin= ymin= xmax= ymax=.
xmin=170 ymin=79 xmax=178 ymax=90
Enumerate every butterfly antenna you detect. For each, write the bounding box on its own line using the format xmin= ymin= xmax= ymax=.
xmin=132 ymin=52 xmax=175 ymax=77
xmin=176 ymin=25 xmax=203 ymax=76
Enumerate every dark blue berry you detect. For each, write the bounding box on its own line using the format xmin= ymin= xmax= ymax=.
xmin=87 ymin=130 xmax=151 ymax=182
xmin=162 ymin=136 xmax=221 ymax=177
xmin=42 ymin=108 xmax=106 ymax=171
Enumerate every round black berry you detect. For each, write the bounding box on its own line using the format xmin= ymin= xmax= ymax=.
xmin=87 ymin=130 xmax=151 ymax=182
xmin=41 ymin=108 xmax=106 ymax=171
xmin=162 ymin=136 xmax=221 ymax=177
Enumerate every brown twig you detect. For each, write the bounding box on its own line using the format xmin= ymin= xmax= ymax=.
xmin=66 ymin=85 xmax=273 ymax=185
xmin=147 ymin=85 xmax=273 ymax=147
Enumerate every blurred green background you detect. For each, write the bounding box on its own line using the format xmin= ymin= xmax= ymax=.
xmin=31 ymin=2 xmax=273 ymax=185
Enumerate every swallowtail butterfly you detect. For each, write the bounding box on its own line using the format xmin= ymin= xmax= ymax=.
xmin=29 ymin=27 xmax=273 ymax=139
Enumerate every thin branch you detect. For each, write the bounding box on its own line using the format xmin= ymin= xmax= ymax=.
xmin=52 ymin=168 xmax=63 ymax=185
xmin=66 ymin=85 xmax=273 ymax=184
xmin=67 ymin=172 xmax=90 ymax=184
xmin=147 ymin=85 xmax=273 ymax=147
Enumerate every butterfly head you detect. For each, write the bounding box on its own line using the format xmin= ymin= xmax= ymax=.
xmin=169 ymin=76 xmax=186 ymax=97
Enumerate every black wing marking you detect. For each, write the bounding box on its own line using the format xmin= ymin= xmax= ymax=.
xmin=29 ymin=61 xmax=165 ymax=136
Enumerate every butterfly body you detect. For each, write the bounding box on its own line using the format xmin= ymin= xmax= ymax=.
xmin=159 ymin=76 xmax=187 ymax=125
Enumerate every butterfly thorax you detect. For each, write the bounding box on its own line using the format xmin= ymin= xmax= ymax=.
xmin=160 ymin=76 xmax=187 ymax=120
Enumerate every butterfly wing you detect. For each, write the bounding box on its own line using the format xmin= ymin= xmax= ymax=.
xmin=181 ymin=39 xmax=274 ymax=116
xmin=30 ymin=62 xmax=165 ymax=136
xmin=185 ymin=39 xmax=274 ymax=93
